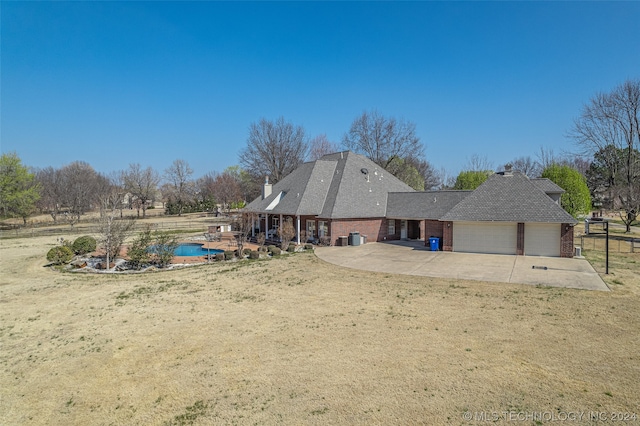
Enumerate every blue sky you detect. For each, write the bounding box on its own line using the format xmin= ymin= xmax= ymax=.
xmin=2 ymin=1 xmax=639 ymax=179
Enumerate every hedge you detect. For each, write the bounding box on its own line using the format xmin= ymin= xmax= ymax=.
xmin=47 ymin=246 xmax=74 ymax=265
xmin=72 ymin=235 xmax=97 ymax=255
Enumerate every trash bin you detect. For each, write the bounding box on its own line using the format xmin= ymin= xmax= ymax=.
xmin=349 ymin=232 xmax=361 ymax=246
xmin=361 ymin=235 xmax=367 ymax=244
xmin=429 ymin=237 xmax=440 ymax=251
xmin=338 ymin=236 xmax=348 ymax=247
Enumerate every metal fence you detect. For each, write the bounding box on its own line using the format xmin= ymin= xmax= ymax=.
xmin=580 ymin=235 xmax=639 ymax=253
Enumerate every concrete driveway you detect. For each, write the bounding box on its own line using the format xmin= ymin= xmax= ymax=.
xmin=315 ymin=241 xmax=609 ymax=291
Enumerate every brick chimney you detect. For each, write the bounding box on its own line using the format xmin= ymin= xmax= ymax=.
xmin=262 ymin=176 xmax=272 ymax=200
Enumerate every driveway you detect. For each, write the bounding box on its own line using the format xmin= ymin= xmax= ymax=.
xmin=315 ymin=241 xmax=609 ymax=291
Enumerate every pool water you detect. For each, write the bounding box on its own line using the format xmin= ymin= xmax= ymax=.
xmin=149 ymin=243 xmax=223 ymax=257
xmin=174 ymin=243 xmax=223 ymax=256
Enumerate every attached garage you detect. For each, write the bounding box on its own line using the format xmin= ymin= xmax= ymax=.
xmin=524 ymin=223 xmax=561 ymax=257
xmin=453 ymin=221 xmax=518 ymax=255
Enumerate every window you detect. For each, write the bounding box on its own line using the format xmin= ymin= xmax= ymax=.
xmin=388 ymin=219 xmax=396 ymax=235
xmin=272 ymin=216 xmax=279 ymax=229
xmin=306 ymin=220 xmax=316 ymax=238
xmin=318 ymin=221 xmax=328 ymax=237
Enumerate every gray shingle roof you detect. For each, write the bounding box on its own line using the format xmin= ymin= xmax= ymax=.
xmin=531 ymin=178 xmax=565 ymax=194
xmin=318 ymin=151 xmax=414 ymax=219
xmin=244 ymin=160 xmax=336 ymax=215
xmin=246 ymin=155 xmax=576 ymax=225
xmin=440 ymin=171 xmax=577 ymax=224
xmin=386 ymin=191 xmax=471 ymax=219
xmin=245 ymin=151 xmax=414 ymax=218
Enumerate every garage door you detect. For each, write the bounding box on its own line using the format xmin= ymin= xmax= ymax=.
xmin=453 ymin=222 xmax=517 ymax=255
xmin=524 ymin=223 xmax=560 ymax=257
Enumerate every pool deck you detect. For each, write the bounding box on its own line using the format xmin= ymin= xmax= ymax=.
xmin=172 ymin=235 xmax=260 ymax=264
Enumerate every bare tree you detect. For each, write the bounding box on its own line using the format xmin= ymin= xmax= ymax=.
xmin=96 ymin=181 xmax=135 ymax=270
xmin=464 ymin=154 xmax=494 ymax=172
xmin=436 ymin=167 xmax=457 ymax=190
xmin=211 ymin=170 xmax=243 ymax=213
xmin=342 ymin=110 xmax=424 ymax=170
xmin=278 ymin=217 xmax=296 ymax=251
xmin=308 ymin=134 xmax=339 ymax=160
xmin=213 ymin=165 xmax=258 ymax=203
xmin=570 ymin=79 xmax=640 ymax=231
xmin=122 ymin=163 xmax=160 ymax=219
xmin=35 ymin=167 xmax=64 ymax=223
xmin=59 ymin=162 xmax=106 ymax=225
xmin=195 ymin=173 xmax=217 ymax=212
xmin=407 ymin=157 xmax=441 ymax=190
xmin=234 ymin=210 xmax=257 ymax=257
xmin=510 ymin=156 xmax=541 ymax=178
xmin=159 ymin=182 xmax=173 ymax=209
xmin=239 ymin=117 xmax=308 ymax=184
xmin=537 ymin=147 xmax=561 ymax=171
xmin=565 ymin=156 xmax=591 ymax=177
xmin=164 ymin=159 xmax=194 ymax=216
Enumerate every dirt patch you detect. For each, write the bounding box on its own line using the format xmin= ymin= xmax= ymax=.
xmin=1 ymin=235 xmax=639 ymax=424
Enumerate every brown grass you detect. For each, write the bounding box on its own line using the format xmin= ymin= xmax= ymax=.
xmin=1 ymin=235 xmax=639 ymax=425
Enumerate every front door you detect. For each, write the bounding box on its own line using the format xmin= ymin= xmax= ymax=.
xmin=401 ymin=220 xmax=407 ymax=239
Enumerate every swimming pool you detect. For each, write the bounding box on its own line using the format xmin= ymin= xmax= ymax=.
xmin=149 ymin=243 xmax=223 ymax=257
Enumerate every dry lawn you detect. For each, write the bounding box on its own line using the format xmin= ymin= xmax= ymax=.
xmin=1 ymin=235 xmax=639 ymax=425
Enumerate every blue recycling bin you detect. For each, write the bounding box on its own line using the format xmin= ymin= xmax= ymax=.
xmin=429 ymin=237 xmax=440 ymax=251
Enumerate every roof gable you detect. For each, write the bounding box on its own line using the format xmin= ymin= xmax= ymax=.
xmin=318 ymin=152 xmax=414 ymax=219
xmin=245 ymin=151 xmax=414 ymax=218
xmin=440 ymin=171 xmax=577 ymax=223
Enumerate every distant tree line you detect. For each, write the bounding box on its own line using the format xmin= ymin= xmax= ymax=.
xmin=0 ymin=157 xmax=251 ymax=227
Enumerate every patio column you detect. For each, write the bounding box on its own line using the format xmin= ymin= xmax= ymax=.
xmin=296 ymin=215 xmax=301 ymax=245
xmin=251 ymin=216 xmax=256 ymax=238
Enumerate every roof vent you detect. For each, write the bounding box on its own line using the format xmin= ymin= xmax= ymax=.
xmin=361 ymin=168 xmax=368 ymax=175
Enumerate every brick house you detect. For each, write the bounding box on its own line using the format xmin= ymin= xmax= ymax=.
xmin=245 ymin=151 xmax=414 ymax=245
xmin=245 ymin=151 xmax=577 ymax=257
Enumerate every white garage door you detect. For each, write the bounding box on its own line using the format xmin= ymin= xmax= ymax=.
xmin=524 ymin=223 xmax=560 ymax=257
xmin=453 ymin=222 xmax=517 ymax=255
